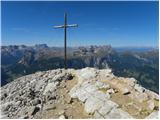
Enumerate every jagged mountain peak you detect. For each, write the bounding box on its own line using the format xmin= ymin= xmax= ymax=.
xmin=1 ymin=67 xmax=159 ymax=119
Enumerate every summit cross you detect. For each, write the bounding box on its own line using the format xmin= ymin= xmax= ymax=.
xmin=54 ymin=13 xmax=78 ymax=69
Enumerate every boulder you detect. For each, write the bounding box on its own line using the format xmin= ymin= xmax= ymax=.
xmin=31 ymin=98 xmax=41 ymax=106
xmin=93 ymin=111 xmax=104 ymax=119
xmin=31 ymin=105 xmax=41 ymax=116
xmin=124 ymin=78 xmax=137 ymax=87
xmin=147 ymin=99 xmax=156 ymax=111
xmin=84 ymin=90 xmax=110 ymax=114
xmin=129 ymin=92 xmax=149 ymax=103
xmin=97 ymin=100 xmax=119 ymax=116
xmin=26 ymin=106 xmax=36 ymax=116
xmin=146 ymin=90 xmax=159 ymax=100
xmin=95 ymin=81 xmax=110 ymax=90
xmin=1 ymin=101 xmax=14 ymax=112
xmin=84 ymin=95 xmax=104 ymax=114
xmin=77 ymin=68 xmax=97 ymax=82
xmin=106 ymin=89 xmax=115 ymax=94
xmin=69 ymin=82 xmax=98 ymax=102
xmin=122 ymin=88 xmax=131 ymax=95
xmin=59 ymin=115 xmax=66 ymax=119
xmin=145 ymin=111 xmax=159 ymax=119
xmin=104 ymin=108 xmax=133 ymax=119
xmin=43 ymin=104 xmax=56 ymax=111
xmin=15 ymin=101 xmax=21 ymax=106
xmin=134 ymin=84 xmax=145 ymax=93
xmin=0 ymin=113 xmax=9 ymax=119
xmin=43 ymin=82 xmax=59 ymax=95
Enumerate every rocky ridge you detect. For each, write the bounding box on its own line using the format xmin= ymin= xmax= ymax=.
xmin=0 ymin=68 xmax=159 ymax=119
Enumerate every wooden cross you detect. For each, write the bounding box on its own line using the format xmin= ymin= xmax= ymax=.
xmin=54 ymin=13 xmax=78 ymax=69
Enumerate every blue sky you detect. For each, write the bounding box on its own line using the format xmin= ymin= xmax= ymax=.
xmin=1 ymin=1 xmax=159 ymax=47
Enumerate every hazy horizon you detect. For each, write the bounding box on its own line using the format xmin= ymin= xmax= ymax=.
xmin=1 ymin=43 xmax=159 ymax=48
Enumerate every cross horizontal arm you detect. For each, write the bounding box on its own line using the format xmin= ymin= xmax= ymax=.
xmin=54 ymin=24 xmax=78 ymax=29
xmin=54 ymin=25 xmax=64 ymax=28
xmin=66 ymin=24 xmax=78 ymax=27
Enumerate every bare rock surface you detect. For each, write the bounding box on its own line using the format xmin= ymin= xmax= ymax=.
xmin=0 ymin=67 xmax=159 ymax=119
xmin=145 ymin=111 xmax=159 ymax=119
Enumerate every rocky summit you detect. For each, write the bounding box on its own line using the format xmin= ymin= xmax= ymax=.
xmin=0 ymin=67 xmax=159 ymax=119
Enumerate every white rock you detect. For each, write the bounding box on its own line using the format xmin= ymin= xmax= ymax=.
xmin=107 ymin=89 xmax=115 ymax=94
xmin=76 ymin=89 xmax=91 ymax=102
xmin=1 ymin=101 xmax=13 ymax=111
xmin=95 ymin=81 xmax=110 ymax=89
xmin=92 ymin=91 xmax=110 ymax=100
xmin=1 ymin=67 xmax=159 ymax=119
xmin=146 ymin=90 xmax=159 ymax=100
xmin=15 ymin=101 xmax=21 ymax=106
xmin=77 ymin=68 xmax=96 ymax=81
xmin=134 ymin=84 xmax=145 ymax=93
xmin=43 ymin=104 xmax=56 ymax=111
xmin=84 ymin=83 xmax=98 ymax=93
xmin=104 ymin=108 xmax=133 ymax=119
xmin=59 ymin=115 xmax=65 ymax=119
xmin=58 ymin=110 xmax=65 ymax=115
xmin=0 ymin=113 xmax=9 ymax=119
xmin=126 ymin=78 xmax=137 ymax=87
xmin=98 ymin=100 xmax=119 ymax=116
xmin=122 ymin=88 xmax=130 ymax=95
xmin=69 ymin=82 xmax=98 ymax=102
xmin=145 ymin=111 xmax=159 ymax=119
xmin=147 ymin=99 xmax=155 ymax=111
xmin=49 ymin=72 xmax=65 ymax=82
xmin=137 ymin=93 xmax=149 ymax=103
xmin=85 ymin=95 xmax=104 ymax=114
xmin=99 ymin=69 xmax=112 ymax=78
xmin=43 ymin=82 xmax=59 ymax=95
xmin=35 ymin=80 xmax=46 ymax=91
xmin=93 ymin=111 xmax=104 ymax=119
xmin=84 ymin=90 xmax=110 ymax=114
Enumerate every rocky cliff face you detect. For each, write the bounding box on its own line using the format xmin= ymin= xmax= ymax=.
xmin=0 ymin=68 xmax=159 ymax=119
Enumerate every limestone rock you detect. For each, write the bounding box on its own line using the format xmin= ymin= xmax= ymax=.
xmin=95 ymin=81 xmax=110 ymax=90
xmin=145 ymin=111 xmax=159 ymax=119
xmin=59 ymin=115 xmax=66 ymax=119
xmin=134 ymin=84 xmax=145 ymax=93
xmin=97 ymin=100 xmax=119 ymax=116
xmin=125 ymin=77 xmax=137 ymax=87
xmin=93 ymin=111 xmax=104 ymax=119
xmin=43 ymin=104 xmax=56 ymax=111
xmin=0 ymin=67 xmax=159 ymax=119
xmin=129 ymin=92 xmax=148 ymax=103
xmin=104 ymin=108 xmax=133 ymax=119
xmin=106 ymin=89 xmax=115 ymax=94
xmin=76 ymin=67 xmax=97 ymax=83
xmin=43 ymin=82 xmax=59 ymax=95
xmin=146 ymin=90 xmax=159 ymax=100
xmin=84 ymin=95 xmax=104 ymax=114
xmin=147 ymin=99 xmax=156 ymax=111
xmin=31 ymin=98 xmax=41 ymax=106
xmin=122 ymin=88 xmax=131 ymax=95
xmin=69 ymin=82 xmax=98 ymax=102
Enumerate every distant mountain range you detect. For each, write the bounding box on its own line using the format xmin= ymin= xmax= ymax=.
xmin=1 ymin=44 xmax=159 ymax=93
xmin=114 ymin=46 xmax=158 ymax=52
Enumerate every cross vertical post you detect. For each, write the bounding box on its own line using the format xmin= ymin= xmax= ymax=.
xmin=54 ymin=13 xmax=78 ymax=69
xmin=64 ymin=13 xmax=67 ymax=69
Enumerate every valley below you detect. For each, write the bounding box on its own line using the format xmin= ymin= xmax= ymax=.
xmin=1 ymin=44 xmax=159 ymax=93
